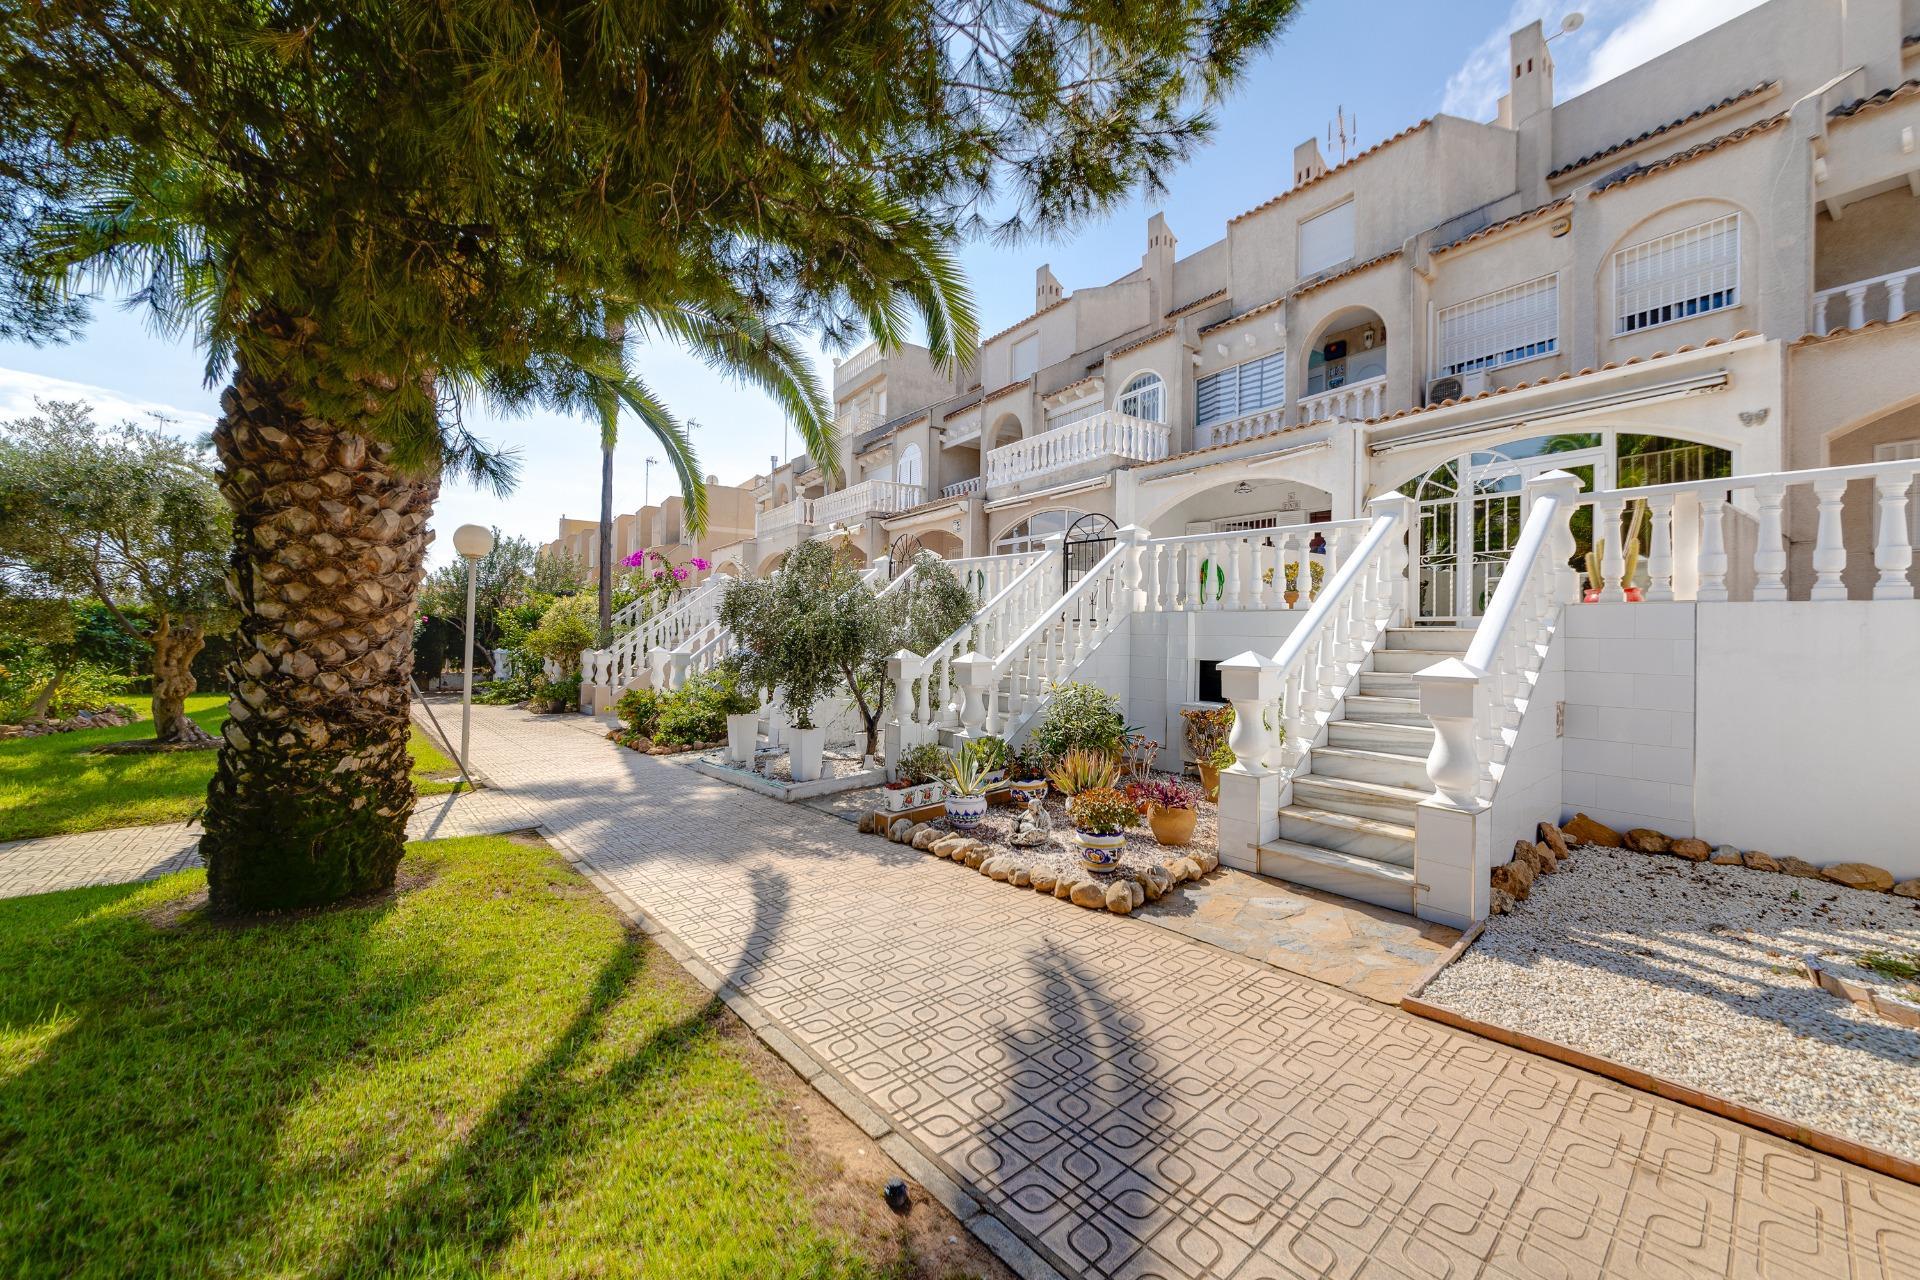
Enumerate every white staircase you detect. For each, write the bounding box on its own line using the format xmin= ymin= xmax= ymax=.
xmin=1259 ymin=627 xmax=1467 ymax=912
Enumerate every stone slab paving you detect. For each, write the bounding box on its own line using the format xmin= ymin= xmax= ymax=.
xmin=454 ymin=704 xmax=1920 ymax=1280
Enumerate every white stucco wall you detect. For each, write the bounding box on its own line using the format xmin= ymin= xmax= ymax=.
xmin=1126 ymin=609 xmax=1309 ymax=768
xmin=1558 ymin=602 xmax=1697 ymax=837
xmin=1488 ymin=634 xmax=1566 ymax=863
xmin=1693 ymin=600 xmax=1920 ymax=876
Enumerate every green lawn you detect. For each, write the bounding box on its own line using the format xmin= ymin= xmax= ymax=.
xmin=0 ymin=836 xmax=957 ymax=1279
xmin=0 ymin=694 xmax=466 ymax=843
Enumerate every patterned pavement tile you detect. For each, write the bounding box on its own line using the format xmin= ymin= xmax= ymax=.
xmin=13 ymin=700 xmax=1920 ymax=1280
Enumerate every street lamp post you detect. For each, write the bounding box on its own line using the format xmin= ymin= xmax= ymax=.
xmin=451 ymin=523 xmax=496 ymax=781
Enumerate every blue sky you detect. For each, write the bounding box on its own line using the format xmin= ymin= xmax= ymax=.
xmin=0 ymin=0 xmax=1760 ymax=567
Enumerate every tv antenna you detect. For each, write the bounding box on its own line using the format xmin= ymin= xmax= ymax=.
xmin=1327 ymin=106 xmax=1357 ymax=165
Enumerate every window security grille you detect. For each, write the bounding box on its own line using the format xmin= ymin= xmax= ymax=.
xmin=1437 ymin=276 xmax=1559 ymax=376
xmin=1615 ymin=214 xmax=1739 ymax=334
xmin=1196 ymin=351 xmax=1286 ymax=426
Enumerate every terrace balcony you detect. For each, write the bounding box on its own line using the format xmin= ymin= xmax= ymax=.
xmin=984 ymin=410 xmax=1169 ymax=492
xmin=810 ymin=478 xmax=925 ymax=528
xmin=1814 ymin=263 xmax=1918 ymax=335
xmin=754 ymin=498 xmax=812 ymax=538
xmin=1300 ymin=373 xmax=1388 ymax=425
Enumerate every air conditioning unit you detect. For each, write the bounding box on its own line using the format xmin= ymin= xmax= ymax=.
xmin=1426 ymin=370 xmax=1490 ymax=405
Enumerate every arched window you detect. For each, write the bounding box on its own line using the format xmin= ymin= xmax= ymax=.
xmin=993 ymin=508 xmax=1086 ymax=556
xmin=896 ymin=442 xmax=924 ymax=490
xmin=1118 ymin=372 xmax=1166 ymax=423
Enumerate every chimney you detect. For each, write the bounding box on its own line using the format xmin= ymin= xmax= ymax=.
xmin=1508 ymin=20 xmax=1555 ymax=204
xmin=1035 ymin=264 xmax=1064 ymax=310
xmin=1293 ymin=137 xmax=1327 ymax=187
xmin=1142 ymin=212 xmax=1176 ymax=315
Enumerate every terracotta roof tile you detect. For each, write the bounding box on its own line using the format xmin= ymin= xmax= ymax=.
xmin=981 ymin=296 xmax=1070 ymax=347
xmin=1432 ymin=198 xmax=1572 ymax=256
xmin=1228 ymin=119 xmax=1434 ymax=226
xmin=1165 ymin=288 xmax=1228 ymax=319
xmin=1548 ymin=81 xmax=1777 ymax=179
xmin=1103 ymin=326 xmax=1176 ymax=361
xmin=1829 ymin=79 xmax=1920 ymax=120
xmin=1364 ymin=335 xmax=1745 ymax=424
xmin=1791 ymin=308 xmax=1920 ymax=346
xmin=1591 ymin=111 xmax=1789 ymax=194
xmin=982 ymin=377 xmax=1031 ymax=405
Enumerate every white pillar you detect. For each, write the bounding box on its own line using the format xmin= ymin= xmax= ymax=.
xmin=1413 ymin=657 xmax=1492 ymax=927
xmin=952 ymin=651 xmax=994 ymax=739
xmin=1216 ymin=652 xmax=1283 ymax=874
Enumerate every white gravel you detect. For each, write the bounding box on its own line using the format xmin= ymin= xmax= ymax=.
xmin=1421 ymin=846 xmax=1920 ymax=1161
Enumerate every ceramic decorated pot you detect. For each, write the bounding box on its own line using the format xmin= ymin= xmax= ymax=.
xmin=1007 ymin=779 xmax=1048 ymax=805
xmin=945 ymin=792 xmax=989 ymax=827
xmin=1075 ymin=829 xmax=1125 ymax=872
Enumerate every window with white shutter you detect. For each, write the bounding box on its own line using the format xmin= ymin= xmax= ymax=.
xmin=1436 ymin=276 xmax=1559 ymax=377
xmin=1614 ymin=214 xmax=1740 ymax=335
xmin=1196 ymin=351 xmax=1286 ymax=426
xmin=1298 ymin=201 xmax=1356 ymax=276
xmin=1009 ymin=334 xmax=1039 ymax=380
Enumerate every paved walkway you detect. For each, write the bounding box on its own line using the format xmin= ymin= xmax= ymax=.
xmin=6 ymin=703 xmax=1919 ymax=1277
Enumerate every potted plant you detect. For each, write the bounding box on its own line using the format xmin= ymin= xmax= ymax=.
xmin=1005 ymin=742 xmax=1049 ymax=805
xmin=1134 ymin=776 xmax=1203 ymax=847
xmin=885 ymin=743 xmax=947 ymax=812
xmin=942 ymin=740 xmax=993 ymax=827
xmin=713 ymin=665 xmax=763 ymax=764
xmin=1045 ymin=748 xmax=1119 ymax=798
xmin=1066 ymin=786 xmax=1138 ymax=872
xmin=970 ymin=734 xmax=1011 ymax=788
xmin=1282 ymin=561 xmax=1302 ymax=608
xmin=1182 ymin=705 xmax=1234 ymax=801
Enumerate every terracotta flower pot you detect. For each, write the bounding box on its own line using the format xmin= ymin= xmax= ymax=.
xmin=1196 ymin=763 xmax=1221 ymax=803
xmin=1147 ymin=805 xmax=1197 ymax=847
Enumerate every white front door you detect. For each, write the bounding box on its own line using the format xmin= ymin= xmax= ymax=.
xmin=1415 ymin=446 xmax=1603 ymax=625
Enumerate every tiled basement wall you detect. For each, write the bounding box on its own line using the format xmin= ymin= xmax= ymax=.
xmin=1557 ymin=602 xmax=1698 ymax=837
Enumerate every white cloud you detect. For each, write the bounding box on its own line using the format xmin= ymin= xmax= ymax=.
xmin=1570 ymin=0 xmax=1769 ymax=94
xmin=0 ymin=366 xmax=218 ymax=436
xmin=1440 ymin=0 xmax=1769 ymax=121
xmin=1441 ymin=0 xmax=1561 ymax=121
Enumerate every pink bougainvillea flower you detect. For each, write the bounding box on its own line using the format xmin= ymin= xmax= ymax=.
xmin=689 ymin=557 xmax=711 ymax=571
xmin=651 ymin=567 xmax=668 ymax=580
xmin=620 ymin=550 xmax=648 ymax=568
xmin=672 ymin=566 xmax=690 ymax=581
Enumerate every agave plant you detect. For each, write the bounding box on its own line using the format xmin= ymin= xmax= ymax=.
xmin=1046 ymin=748 xmax=1120 ymax=798
xmin=943 ymin=740 xmax=997 ymax=798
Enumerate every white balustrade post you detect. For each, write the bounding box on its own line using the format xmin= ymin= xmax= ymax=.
xmin=1367 ymin=493 xmax=1414 ymax=629
xmin=951 ymin=651 xmax=994 ymax=739
xmin=1215 ymin=652 xmax=1284 ymax=873
xmin=666 ymin=647 xmax=693 ymax=692
xmin=1873 ymin=472 xmax=1916 ymax=600
xmin=1751 ymin=480 xmax=1787 ymax=601
xmin=1413 ymin=656 xmax=1491 ymax=927
xmin=1888 ymin=274 xmax=1908 ymax=322
xmin=1523 ymin=472 xmax=1584 ymax=614
xmin=1596 ymin=496 xmax=1628 ymax=603
xmin=1643 ymin=494 xmax=1676 ymax=602
xmin=1809 ymin=476 xmax=1849 ymax=601
xmin=491 ymin=647 xmax=512 ymax=682
xmin=1697 ymin=496 xmax=1730 ymax=602
xmin=1116 ymin=525 xmax=1147 ymax=613
xmin=1846 ymin=284 xmax=1868 ymax=332
xmin=885 ymin=650 xmax=918 ymax=767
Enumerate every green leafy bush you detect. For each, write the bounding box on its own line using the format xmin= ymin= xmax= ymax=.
xmin=616 ymin=687 xmax=666 ymax=737
xmin=1066 ymin=786 xmax=1138 ymax=835
xmin=895 ymin=742 xmax=945 ymax=786
xmin=524 ymin=596 xmax=596 ymax=676
xmin=526 ymin=672 xmax=581 ymax=714
xmin=652 ymin=668 xmax=757 ymax=747
xmin=1032 ymin=682 xmax=1126 ymax=761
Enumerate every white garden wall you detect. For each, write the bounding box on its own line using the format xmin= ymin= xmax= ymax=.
xmin=1126 ymin=610 xmax=1308 ymax=762
xmin=1693 ymin=600 xmax=1920 ymax=877
xmin=1558 ymin=603 xmax=1697 ymax=837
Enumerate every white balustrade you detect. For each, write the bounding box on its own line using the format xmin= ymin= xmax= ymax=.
xmin=754 ymin=497 xmax=813 ymax=537
xmin=1299 ymin=374 xmax=1387 ymax=425
xmin=1814 ymin=264 xmax=1919 ymax=335
xmin=837 ymin=343 xmax=882 ymax=383
xmin=1568 ymin=458 xmax=1920 ymax=605
xmin=810 ymin=478 xmax=925 ymax=528
xmin=1138 ymin=527 xmax=1331 ymax=613
xmin=943 ymin=476 xmax=984 ymax=499
xmin=888 ymin=540 xmax=1065 ymax=762
xmin=1195 ymin=406 xmax=1287 ymax=451
xmin=983 ymin=411 xmax=1170 ymax=490
xmin=603 ymin=574 xmax=729 ymax=690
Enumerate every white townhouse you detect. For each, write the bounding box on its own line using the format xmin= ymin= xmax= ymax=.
xmin=587 ymin=0 xmax=1920 ymax=929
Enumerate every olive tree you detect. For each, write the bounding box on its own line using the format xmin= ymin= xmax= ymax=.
xmin=0 ymin=400 xmax=231 ymax=743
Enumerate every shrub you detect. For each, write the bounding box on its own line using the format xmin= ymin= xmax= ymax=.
xmin=1133 ymin=776 xmax=1202 ymax=812
xmin=524 ymin=596 xmax=596 ymax=676
xmin=1006 ymin=741 xmax=1047 ymax=782
xmin=970 ymin=734 xmax=1009 ymax=775
xmin=1066 ymin=786 xmax=1138 ymax=835
xmin=526 ymin=672 xmax=581 ymax=713
xmin=1046 ymin=748 xmax=1118 ymax=798
xmin=1181 ymin=705 xmax=1233 ymax=763
xmin=651 ymin=668 xmax=758 ymax=747
xmin=1031 ymin=682 xmax=1125 ymax=761
xmin=616 ymin=687 xmax=666 ymax=737
xmin=895 ymin=742 xmax=945 ymax=787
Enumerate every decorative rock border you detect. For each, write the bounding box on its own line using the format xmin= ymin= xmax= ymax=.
xmin=859 ymin=812 xmax=1219 ymax=915
xmin=1491 ymin=811 xmax=1920 ymax=912
xmin=1801 ymin=954 xmax=1920 ymax=1030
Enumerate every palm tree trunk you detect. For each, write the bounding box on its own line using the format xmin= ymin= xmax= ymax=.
xmin=150 ymin=614 xmax=213 ymax=745
xmin=598 ymin=442 xmax=614 ymax=645
xmin=200 ymin=354 xmax=438 ymax=914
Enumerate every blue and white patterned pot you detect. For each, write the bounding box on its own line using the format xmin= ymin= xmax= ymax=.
xmin=1075 ymin=830 xmax=1125 ymax=872
xmin=1007 ymin=779 xmax=1048 ymax=805
xmin=945 ymin=792 xmax=989 ymax=827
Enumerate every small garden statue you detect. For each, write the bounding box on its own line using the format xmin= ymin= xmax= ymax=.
xmin=1009 ymin=795 xmax=1054 ymax=847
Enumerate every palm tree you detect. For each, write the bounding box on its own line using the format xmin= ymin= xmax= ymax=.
xmin=1 ymin=0 xmax=1298 ymax=913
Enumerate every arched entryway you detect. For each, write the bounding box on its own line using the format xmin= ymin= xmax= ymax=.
xmin=1400 ymin=431 xmax=1732 ymax=623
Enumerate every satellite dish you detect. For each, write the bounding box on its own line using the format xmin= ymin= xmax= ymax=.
xmin=1560 ymin=12 xmax=1585 ymax=33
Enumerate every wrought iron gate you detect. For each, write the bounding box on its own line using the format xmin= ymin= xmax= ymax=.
xmin=1062 ymin=513 xmax=1116 ymax=591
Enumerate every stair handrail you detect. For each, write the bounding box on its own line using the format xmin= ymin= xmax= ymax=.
xmin=605 ymin=574 xmax=728 ymax=688
xmin=1418 ymin=471 xmax=1582 ymax=809
xmin=951 ymin=529 xmax=1139 ymax=739
xmin=886 ymin=538 xmax=1065 ymax=760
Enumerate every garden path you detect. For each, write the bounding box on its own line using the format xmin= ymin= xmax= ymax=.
xmin=461 ymin=704 xmax=1920 ymax=1280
